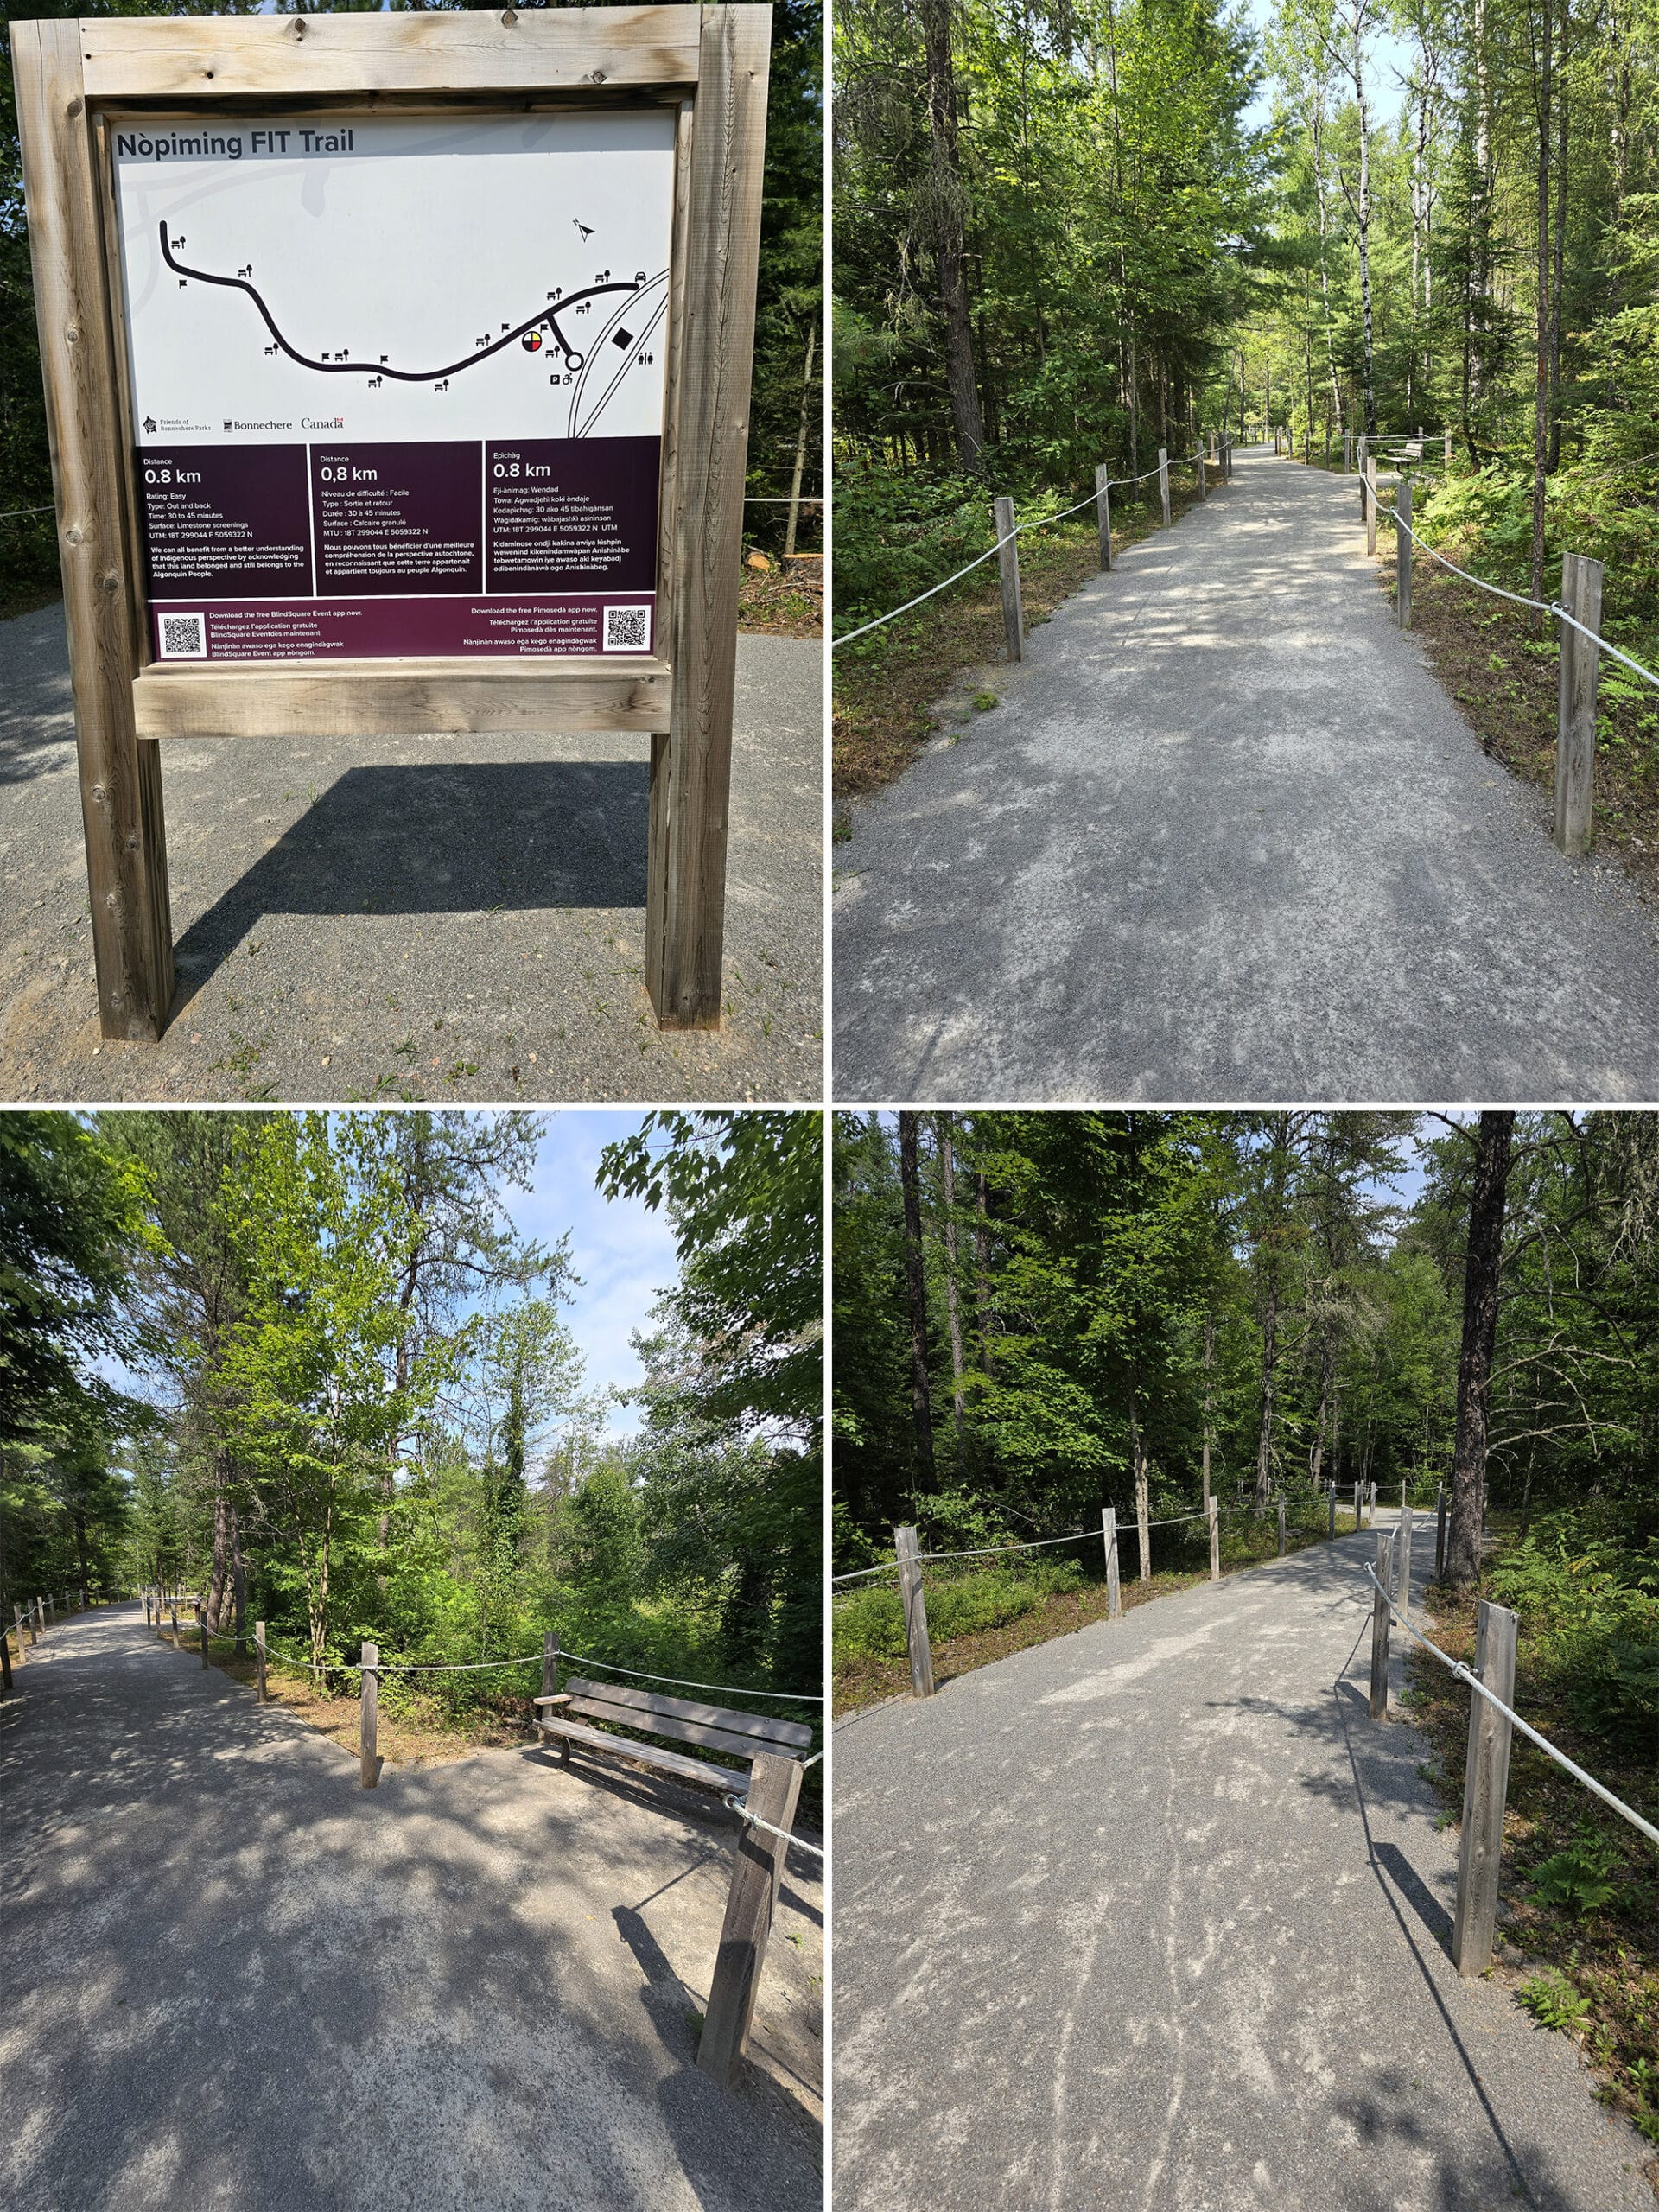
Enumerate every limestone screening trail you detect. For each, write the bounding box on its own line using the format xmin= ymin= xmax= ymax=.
xmin=832 ymin=1522 xmax=1650 ymax=2212
xmin=158 ymin=221 xmax=653 ymax=386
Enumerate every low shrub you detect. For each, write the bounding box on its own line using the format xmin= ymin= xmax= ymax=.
xmin=833 ymin=1558 xmax=1086 ymax=1662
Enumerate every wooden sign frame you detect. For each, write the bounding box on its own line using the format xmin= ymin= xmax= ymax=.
xmin=11 ymin=4 xmax=770 ymax=1040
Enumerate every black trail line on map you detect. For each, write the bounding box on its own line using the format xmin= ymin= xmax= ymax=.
xmin=159 ymin=223 xmax=662 ymax=392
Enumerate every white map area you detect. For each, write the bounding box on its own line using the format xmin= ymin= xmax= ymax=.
xmin=113 ymin=111 xmax=676 ymax=447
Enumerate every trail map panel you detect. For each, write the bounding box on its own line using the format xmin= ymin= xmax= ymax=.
xmin=112 ymin=111 xmax=675 ymax=662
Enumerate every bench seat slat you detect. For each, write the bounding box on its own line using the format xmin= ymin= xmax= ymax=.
xmin=558 ymin=1694 xmax=782 ymax=1763
xmin=535 ymin=1715 xmax=743 ymax=1795
xmin=536 ymin=1675 xmax=813 ymax=1749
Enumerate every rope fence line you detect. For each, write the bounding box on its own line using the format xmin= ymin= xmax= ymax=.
xmin=1361 ymin=1560 xmax=1659 ymax=1851
xmin=832 ymin=442 xmax=1224 ymax=649
xmin=0 ymin=505 xmax=54 ymax=523
xmin=725 ymin=1792 xmax=826 ymax=1860
xmin=1359 ymin=1524 xmax=1656 ymax=1978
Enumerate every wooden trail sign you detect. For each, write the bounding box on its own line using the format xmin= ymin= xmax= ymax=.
xmin=11 ymin=5 xmax=770 ymax=1040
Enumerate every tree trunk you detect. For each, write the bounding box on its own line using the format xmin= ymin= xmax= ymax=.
xmin=937 ymin=1115 xmax=966 ymax=1440
xmin=207 ymin=1452 xmax=231 ymax=1635
xmin=1548 ymin=69 xmax=1567 ymax=473
xmin=918 ymin=0 xmax=986 ymax=471
xmin=1445 ymin=1112 xmax=1516 ymax=1586
xmin=231 ymin=1503 xmax=247 ymax=1658
xmin=1255 ymin=1281 xmax=1279 ymax=1504
xmin=1530 ymin=0 xmax=1553 ymax=626
xmin=975 ymin=1171 xmax=995 ymax=1377
xmin=897 ymin=1113 xmax=936 ymax=1497
xmin=1201 ymin=1313 xmax=1215 ymax=1511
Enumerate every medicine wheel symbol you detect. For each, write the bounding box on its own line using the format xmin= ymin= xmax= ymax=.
xmin=522 ymin=331 xmax=543 ymax=353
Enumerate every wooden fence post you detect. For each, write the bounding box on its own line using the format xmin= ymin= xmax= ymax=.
xmin=1277 ymin=1493 xmax=1287 ymax=1558
xmin=359 ymin=1642 xmax=379 ymax=1789
xmin=0 ymin=1626 xmax=10 ymax=1695
xmin=894 ymin=1525 xmax=934 ymax=1699
xmin=1344 ymin=429 xmax=1352 ymax=474
xmin=255 ymin=1622 xmax=268 ymax=1704
xmin=1328 ymin=1484 xmax=1337 ymax=1540
xmin=1197 ymin=454 xmax=1207 ymax=499
xmin=13 ymin=1605 xmax=28 ymax=1658
xmin=1554 ymin=550 xmax=1604 ymax=857
xmin=1395 ymin=1506 xmax=1414 ymax=1611
xmin=1207 ymin=1496 xmax=1221 ymax=1582
xmin=1452 ymin=1600 xmax=1519 ymax=1977
xmin=1135 ymin=1467 xmax=1151 ymax=1582
xmin=1395 ymin=474 xmax=1412 ymax=628
xmin=1365 ymin=457 xmax=1378 ymax=556
xmin=993 ymin=495 xmax=1023 ymax=663
xmin=1368 ymin=1529 xmax=1393 ymax=1719
xmin=1436 ymin=1486 xmax=1447 ymax=1581
xmin=1094 ymin=465 xmax=1112 ymax=571
xmin=698 ymin=1751 xmax=804 ymax=2085
xmin=46 ymin=1594 xmax=55 ymax=1627
xmin=541 ymin=1630 xmax=559 ymax=1708
xmin=1445 ymin=426 xmax=1453 ymax=466
xmin=169 ymin=1603 xmax=180 ymax=1649
xmin=196 ymin=1601 xmax=208 ymax=1668
xmin=1158 ymin=446 xmax=1171 ymax=526
xmin=1102 ymin=1506 xmax=1122 ymax=1619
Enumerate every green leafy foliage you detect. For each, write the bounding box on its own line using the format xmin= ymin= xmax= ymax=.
xmin=835 ymin=1560 xmax=1084 ymax=1660
xmin=1517 ymin=1974 xmax=1593 ymax=2033
xmin=1530 ymin=1830 xmax=1623 ymax=1919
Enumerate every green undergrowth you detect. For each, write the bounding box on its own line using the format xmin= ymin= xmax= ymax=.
xmin=1404 ymin=1507 xmax=1659 ymax=2152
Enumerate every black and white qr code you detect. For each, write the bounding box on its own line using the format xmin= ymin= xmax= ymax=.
xmin=159 ymin=612 xmax=207 ymax=658
xmin=602 ymin=604 xmax=650 ymax=652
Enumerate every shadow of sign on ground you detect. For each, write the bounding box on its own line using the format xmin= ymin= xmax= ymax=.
xmin=0 ymin=613 xmax=822 ymax=1103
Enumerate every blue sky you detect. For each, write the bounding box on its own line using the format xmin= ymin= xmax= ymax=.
xmin=105 ymin=1109 xmax=681 ymax=1442
xmin=1237 ymin=0 xmax=1416 ymax=137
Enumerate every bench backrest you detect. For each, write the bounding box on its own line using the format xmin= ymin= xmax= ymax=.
xmin=562 ymin=1676 xmax=812 ymax=1764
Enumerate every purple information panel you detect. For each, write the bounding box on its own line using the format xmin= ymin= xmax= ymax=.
xmin=140 ymin=434 xmax=660 ymax=662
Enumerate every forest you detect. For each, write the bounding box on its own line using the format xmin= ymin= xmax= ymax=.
xmin=834 ymin=1110 xmax=1659 ymax=1731
xmin=0 ymin=1108 xmax=823 ymax=1734
xmin=834 ymin=0 xmax=1657 ymax=672
xmin=0 ymin=0 xmax=821 ymax=610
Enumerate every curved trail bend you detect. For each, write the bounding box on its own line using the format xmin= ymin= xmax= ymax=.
xmin=834 ymin=449 xmax=1659 ymax=1101
xmin=833 ymin=1520 xmax=1651 ymax=2212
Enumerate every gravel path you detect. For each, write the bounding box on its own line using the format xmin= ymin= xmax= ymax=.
xmin=833 ymin=449 xmax=1659 ymax=1101
xmin=832 ymin=1518 xmax=1651 ymax=2212
xmin=0 ymin=614 xmax=821 ymax=1102
xmin=0 ymin=1605 xmax=822 ymax=2212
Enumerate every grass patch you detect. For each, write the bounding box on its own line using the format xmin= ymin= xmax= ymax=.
xmin=832 ymin=482 xmax=1212 ymax=805
xmin=738 ymin=556 xmax=822 ymax=638
xmin=1405 ymin=1556 xmax=1659 ymax=2153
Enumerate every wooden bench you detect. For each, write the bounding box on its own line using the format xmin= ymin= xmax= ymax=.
xmin=532 ymin=1675 xmax=813 ymax=1798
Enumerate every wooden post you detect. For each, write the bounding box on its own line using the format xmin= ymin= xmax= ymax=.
xmin=1197 ymin=454 xmax=1207 ymax=499
xmin=196 ymin=1601 xmax=208 ymax=1668
xmin=255 ymin=1622 xmax=268 ymax=1704
xmin=1452 ymin=1600 xmax=1519 ymax=1977
xmin=697 ymin=1751 xmax=804 ymax=2085
xmin=541 ymin=1630 xmax=559 ymax=1707
xmin=1277 ymin=1493 xmax=1287 ymax=1558
xmin=1445 ymin=426 xmax=1453 ymax=466
xmin=1102 ymin=1506 xmax=1122 ymax=1619
xmin=14 ymin=1605 xmax=28 ymax=1657
xmin=1368 ymin=1529 xmax=1393 ymax=1719
xmin=1207 ymin=1496 xmax=1221 ymax=1582
xmin=1395 ymin=474 xmax=1412 ymax=628
xmin=169 ymin=1604 xmax=180 ymax=1649
xmin=1436 ymin=1486 xmax=1447 ymax=1581
xmin=647 ymin=3 xmax=772 ymax=1032
xmin=46 ymin=1594 xmax=55 ymax=1626
xmin=1328 ymin=1484 xmax=1337 ymax=1540
xmin=1094 ymin=465 xmax=1112 ymax=571
xmin=11 ymin=19 xmax=175 ymax=1040
xmin=1158 ymin=446 xmax=1171 ymax=526
xmin=894 ymin=1525 xmax=934 ymax=1699
xmin=0 ymin=1627 xmax=10 ymax=1696
xmin=1554 ymin=550 xmax=1604 ymax=857
xmin=993 ymin=495 xmax=1023 ymax=663
xmin=1394 ymin=1503 xmax=1415 ymax=1611
xmin=1135 ymin=1468 xmax=1151 ymax=1582
xmin=1365 ymin=457 xmax=1378 ymax=556
xmin=359 ymin=1642 xmax=379 ymax=1789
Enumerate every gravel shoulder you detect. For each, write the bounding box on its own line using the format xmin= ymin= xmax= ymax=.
xmin=832 ymin=449 xmax=1659 ymax=1102
xmin=0 ymin=617 xmax=822 ymax=1103
xmin=832 ymin=1518 xmax=1651 ymax=2212
xmin=0 ymin=1605 xmax=822 ymax=2212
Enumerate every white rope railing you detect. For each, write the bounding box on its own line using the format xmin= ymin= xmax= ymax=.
xmin=250 ymin=1629 xmax=823 ymax=1704
xmin=1361 ymin=1562 xmax=1659 ymax=1851
xmin=1383 ymin=499 xmax=1659 ymax=694
xmin=832 ymin=450 xmax=1213 ymax=648
xmin=723 ymin=1792 xmax=826 ymax=1859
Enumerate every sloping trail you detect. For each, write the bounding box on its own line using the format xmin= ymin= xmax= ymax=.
xmin=0 ymin=1605 xmax=821 ymax=2212
xmin=832 ymin=1519 xmax=1651 ymax=2212
xmin=833 ymin=450 xmax=1659 ymax=1102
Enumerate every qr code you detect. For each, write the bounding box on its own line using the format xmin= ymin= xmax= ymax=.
xmin=602 ymin=603 xmax=650 ymax=652
xmin=159 ymin=612 xmax=207 ymax=658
